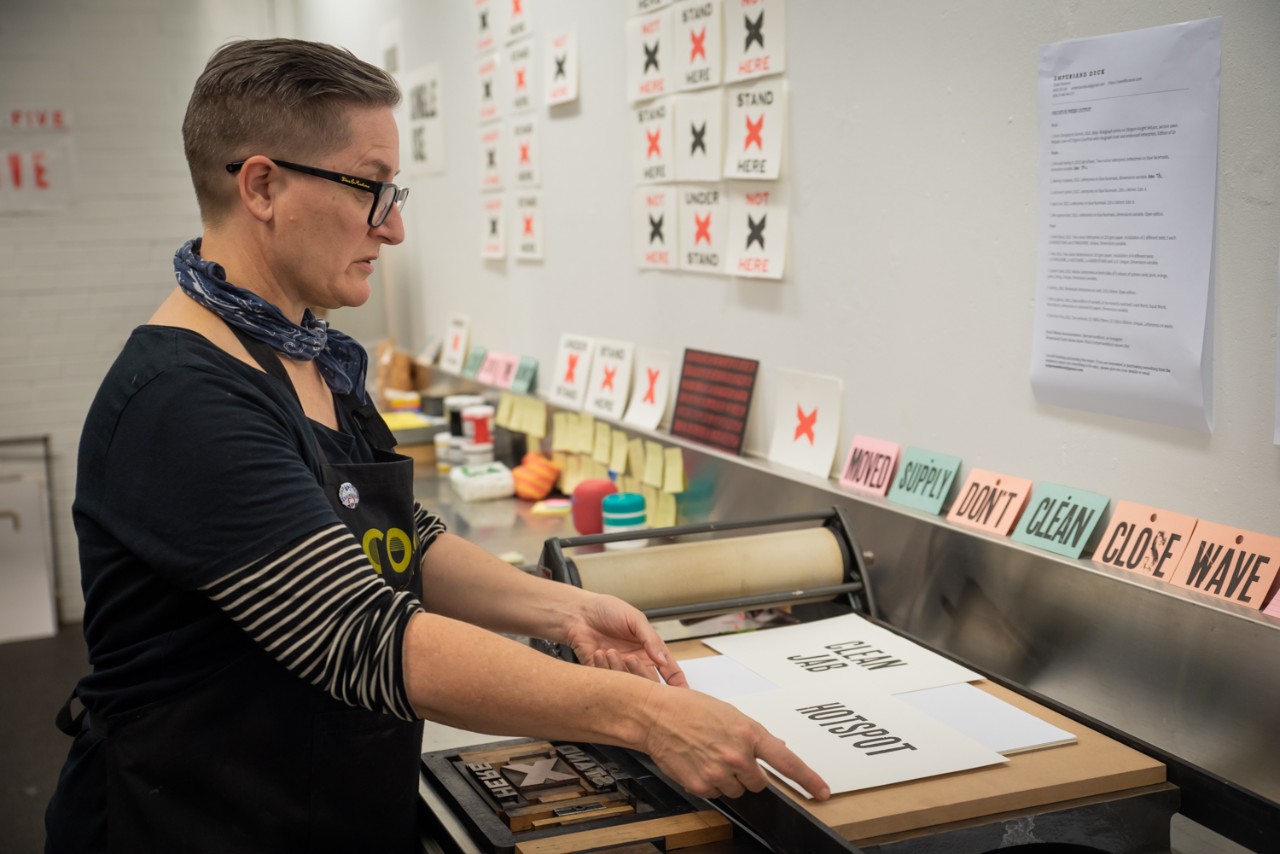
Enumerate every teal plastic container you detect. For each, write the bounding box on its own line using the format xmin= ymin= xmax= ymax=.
xmin=601 ymin=492 xmax=648 ymax=550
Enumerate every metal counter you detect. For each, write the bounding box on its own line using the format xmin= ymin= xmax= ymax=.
xmin=410 ymin=426 xmax=1279 ymax=850
xmin=414 ymin=472 xmax=572 ymax=571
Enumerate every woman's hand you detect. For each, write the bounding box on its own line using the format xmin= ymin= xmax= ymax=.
xmin=640 ymin=682 xmax=831 ymax=801
xmin=563 ymin=593 xmax=689 ymax=687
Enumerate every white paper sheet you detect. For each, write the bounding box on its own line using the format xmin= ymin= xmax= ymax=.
xmin=583 ymin=339 xmax=636 ymax=420
xmin=704 ymin=613 xmax=980 ymax=695
xmin=634 ymin=186 xmax=678 ymax=270
xmin=677 ymin=184 xmax=727 ymax=273
xmin=475 ymin=53 xmax=502 ymax=125
xmin=548 ymin=334 xmax=594 ymax=410
xmin=731 ymin=686 xmax=1005 ymax=797
xmin=622 ymin=347 xmax=673 ymax=430
xmin=635 ymin=101 xmax=675 ymax=184
xmin=439 ymin=314 xmax=471 ymax=375
xmin=724 ymin=77 xmax=785 ymax=180
xmin=766 ymin=368 xmax=843 ymax=478
xmin=510 ymin=118 xmax=540 ymax=187
xmin=675 ymin=89 xmax=725 ymax=182
xmin=725 ymin=182 xmax=787 ymax=280
xmin=473 ymin=0 xmax=500 ymax=55
xmin=896 ymin=683 xmax=1076 ymax=756
xmin=376 ymin=20 xmax=401 ymax=75
xmin=722 ymin=0 xmax=787 ymax=84
xmin=513 ymin=192 xmax=542 ymax=261
xmin=1030 ymin=18 xmax=1221 ymax=431
xmin=480 ymin=195 xmax=505 ymax=260
xmin=402 ymin=64 xmax=444 ymax=176
xmin=626 ymin=10 xmax=673 ymax=103
xmin=673 ymin=0 xmax=723 ymax=91
xmin=506 ymin=39 xmax=535 ymax=114
xmin=544 ymin=29 xmax=579 ymax=106
xmin=681 ymin=655 xmax=779 ymax=701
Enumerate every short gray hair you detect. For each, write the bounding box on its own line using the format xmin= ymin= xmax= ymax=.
xmin=183 ymin=38 xmax=401 ymax=225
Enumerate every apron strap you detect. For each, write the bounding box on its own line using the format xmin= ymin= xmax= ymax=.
xmin=228 ymin=325 xmax=397 ymax=453
xmin=340 ymin=395 xmax=398 ymax=452
xmin=55 ymin=687 xmax=87 ymax=736
xmin=229 ymin=325 xmax=303 ymax=397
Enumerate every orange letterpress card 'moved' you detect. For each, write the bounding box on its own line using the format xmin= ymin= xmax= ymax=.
xmin=946 ymin=468 xmax=1032 ymax=536
xmin=1091 ymin=500 xmax=1198 ymax=582
xmin=1169 ymin=521 xmax=1280 ymax=610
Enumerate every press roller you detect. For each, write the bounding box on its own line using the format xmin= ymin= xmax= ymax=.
xmin=537 ymin=508 xmax=876 ymax=626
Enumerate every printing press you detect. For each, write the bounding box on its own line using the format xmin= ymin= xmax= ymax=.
xmin=415 ymin=450 xmax=1280 ymax=854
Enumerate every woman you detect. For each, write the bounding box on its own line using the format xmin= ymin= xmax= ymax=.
xmin=45 ymin=38 xmax=827 ymax=854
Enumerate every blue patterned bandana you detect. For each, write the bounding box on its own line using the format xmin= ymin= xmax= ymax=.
xmin=173 ymin=238 xmax=366 ymax=397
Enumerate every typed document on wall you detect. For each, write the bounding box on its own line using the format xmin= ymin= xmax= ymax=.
xmin=1031 ymin=18 xmax=1221 ymax=432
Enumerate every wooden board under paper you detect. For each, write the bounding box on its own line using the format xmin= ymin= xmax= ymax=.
xmin=669 ymin=640 xmax=1165 ymax=842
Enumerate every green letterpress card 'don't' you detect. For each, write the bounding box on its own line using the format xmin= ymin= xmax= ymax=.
xmin=1012 ymin=482 xmax=1110 ymax=559
xmin=886 ymin=447 xmax=961 ymax=516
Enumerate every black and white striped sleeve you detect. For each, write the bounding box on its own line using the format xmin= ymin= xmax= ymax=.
xmin=200 ymin=523 xmax=425 ymax=721
xmin=414 ymin=501 xmax=447 ymax=551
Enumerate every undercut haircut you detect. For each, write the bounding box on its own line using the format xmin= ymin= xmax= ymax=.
xmin=183 ymin=38 xmax=401 ymax=225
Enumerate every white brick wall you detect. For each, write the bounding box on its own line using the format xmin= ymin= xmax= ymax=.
xmin=0 ymin=0 xmax=277 ymax=622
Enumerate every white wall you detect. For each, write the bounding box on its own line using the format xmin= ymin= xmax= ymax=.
xmin=0 ymin=0 xmax=279 ymax=620
xmin=298 ymin=0 xmax=1280 ymax=535
xmin=4 ymin=1 xmax=1275 ymax=622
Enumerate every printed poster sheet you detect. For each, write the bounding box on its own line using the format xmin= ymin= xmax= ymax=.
xmin=1031 ymin=18 xmax=1221 ymax=431
xmin=732 ymin=686 xmax=1005 ymax=797
xmin=682 ymin=655 xmax=1076 ymax=758
xmin=704 ymin=613 xmax=980 ymax=695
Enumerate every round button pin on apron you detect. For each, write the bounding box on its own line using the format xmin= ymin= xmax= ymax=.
xmin=338 ymin=482 xmax=360 ymax=509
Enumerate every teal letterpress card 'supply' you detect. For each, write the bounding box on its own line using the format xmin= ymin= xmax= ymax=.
xmin=887 ymin=447 xmax=962 ymax=515
xmin=511 ymin=356 xmax=538 ymax=394
xmin=1012 ymin=483 xmax=1110 ymax=559
xmin=461 ymin=346 xmax=489 ymax=379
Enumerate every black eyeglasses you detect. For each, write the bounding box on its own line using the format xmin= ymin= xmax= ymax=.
xmin=225 ymin=158 xmax=409 ymax=228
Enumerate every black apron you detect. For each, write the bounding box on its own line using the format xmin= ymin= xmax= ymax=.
xmin=51 ymin=332 xmax=425 ymax=854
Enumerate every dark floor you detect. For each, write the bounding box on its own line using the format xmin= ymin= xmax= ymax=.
xmin=0 ymin=626 xmax=90 ymax=854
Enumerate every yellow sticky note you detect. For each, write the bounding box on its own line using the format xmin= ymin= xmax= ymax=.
xmin=495 ymin=393 xmax=514 ymax=430
xmin=552 ymin=413 xmax=570 ymax=452
xmin=592 ymin=460 xmax=610 ymax=480
xmin=628 ymin=438 xmax=646 ymax=478
xmin=593 ymin=421 xmax=612 ymax=465
xmin=524 ymin=398 xmax=547 ymax=439
xmin=662 ymin=447 xmax=685 ymax=494
xmin=562 ymin=454 xmax=583 ymax=494
xmin=610 ymin=429 xmax=630 ymax=474
xmin=566 ymin=413 xmax=581 ymax=449
xmin=575 ymin=414 xmax=594 ymax=454
xmin=641 ymin=484 xmax=660 ymax=516
xmin=505 ymin=396 xmax=520 ymax=433
xmin=655 ymin=492 xmax=677 ymax=528
xmin=643 ymin=441 xmax=665 ymax=488
xmin=552 ymin=452 xmax=570 ymax=490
